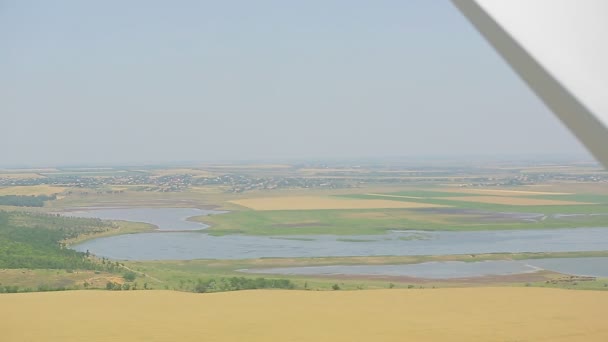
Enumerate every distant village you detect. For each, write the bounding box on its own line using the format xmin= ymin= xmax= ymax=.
xmin=2 ymin=166 xmax=607 ymax=193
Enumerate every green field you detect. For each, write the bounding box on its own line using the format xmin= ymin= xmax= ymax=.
xmin=342 ymin=191 xmax=608 ymax=213
xmin=186 ymin=187 xmax=608 ymax=236
xmin=197 ymin=207 xmax=608 ymax=236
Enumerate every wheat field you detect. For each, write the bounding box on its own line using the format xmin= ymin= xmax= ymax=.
xmin=443 ymin=195 xmax=591 ymax=206
xmin=2 ymin=288 xmax=608 ymax=341
xmin=0 ymin=185 xmax=66 ymax=196
xmin=441 ymin=188 xmax=572 ymax=196
xmin=230 ymin=196 xmax=445 ymax=210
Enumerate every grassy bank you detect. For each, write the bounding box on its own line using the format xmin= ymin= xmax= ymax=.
xmin=63 ymin=220 xmax=157 ymax=245
xmin=121 ymin=251 xmax=608 ymax=292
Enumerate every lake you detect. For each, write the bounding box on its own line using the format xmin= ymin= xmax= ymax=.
xmin=62 ymin=207 xmax=225 ymax=231
xmin=239 ymin=257 xmax=608 ymax=279
xmin=64 ymin=207 xmax=608 ymax=279
xmin=73 ymin=229 xmax=608 ymax=260
xmin=241 ymin=260 xmax=538 ymax=278
xmin=69 ymin=207 xmax=608 ymax=261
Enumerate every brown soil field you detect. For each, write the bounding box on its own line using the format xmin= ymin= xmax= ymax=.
xmin=230 ymin=196 xmax=445 ymax=210
xmin=443 ymin=195 xmax=592 ymax=206
xmin=0 ymin=185 xmax=66 ymax=196
xmin=2 ymin=288 xmax=608 ymax=341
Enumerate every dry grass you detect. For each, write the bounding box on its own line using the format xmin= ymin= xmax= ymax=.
xmin=443 ymin=195 xmax=591 ymax=206
xmin=366 ymin=193 xmax=423 ymax=199
xmin=230 ymin=196 xmax=445 ymax=210
xmin=344 ymin=211 xmax=391 ymax=219
xmin=0 ymin=185 xmax=66 ymax=196
xmin=0 ymin=269 xmax=118 ymax=289
xmin=84 ymin=276 xmax=124 ymax=288
xmin=2 ymin=288 xmax=608 ymax=341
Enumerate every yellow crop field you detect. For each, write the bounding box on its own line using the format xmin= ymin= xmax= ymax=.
xmin=230 ymin=196 xmax=445 ymax=210
xmin=0 ymin=168 xmax=57 ymax=173
xmin=366 ymin=193 xmax=423 ymax=199
xmin=2 ymin=288 xmax=608 ymax=341
xmin=188 ymin=186 xmax=227 ymax=194
xmin=443 ymin=195 xmax=592 ymax=206
xmin=150 ymin=168 xmax=215 ymax=177
xmin=298 ymin=168 xmax=368 ymax=174
xmin=205 ymin=164 xmax=292 ymax=169
xmin=441 ymin=188 xmax=572 ymax=196
xmin=0 ymin=185 xmax=66 ymax=196
xmin=0 ymin=173 xmax=44 ymax=179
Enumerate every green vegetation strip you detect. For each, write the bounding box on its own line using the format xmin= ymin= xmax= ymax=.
xmin=0 ymin=195 xmax=56 ymax=207
xmin=123 ymin=251 xmax=608 ymax=292
xmin=196 ymin=207 xmax=608 ymax=236
xmin=0 ymin=211 xmax=115 ymax=270
xmin=341 ymin=192 xmax=608 ymax=214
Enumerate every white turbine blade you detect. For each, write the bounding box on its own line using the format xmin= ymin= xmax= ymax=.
xmin=452 ymin=0 xmax=608 ymax=167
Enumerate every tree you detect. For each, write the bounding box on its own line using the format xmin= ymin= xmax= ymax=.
xmin=194 ymin=279 xmax=207 ymax=293
xmin=123 ymin=271 xmax=137 ymax=282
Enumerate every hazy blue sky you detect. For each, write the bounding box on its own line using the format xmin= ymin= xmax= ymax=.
xmin=0 ymin=0 xmax=588 ymax=166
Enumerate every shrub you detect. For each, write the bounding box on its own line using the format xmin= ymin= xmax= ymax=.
xmin=123 ymin=271 xmax=137 ymax=282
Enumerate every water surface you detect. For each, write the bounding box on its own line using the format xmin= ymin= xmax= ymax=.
xmin=63 ymin=207 xmax=225 ymax=231
xmin=240 ymin=257 xmax=608 ymax=279
xmin=73 ymin=227 xmax=608 ymax=260
xmin=524 ymin=257 xmax=608 ymax=277
xmin=240 ymin=260 xmax=539 ymax=279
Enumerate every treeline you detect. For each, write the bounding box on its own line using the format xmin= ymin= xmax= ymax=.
xmin=192 ymin=277 xmax=295 ymax=293
xmin=0 ymin=277 xmax=297 ymax=294
xmin=0 ymin=284 xmax=76 ymax=293
xmin=0 ymin=211 xmax=115 ymax=270
xmin=5 ymin=211 xmax=116 ymax=240
xmin=0 ymin=194 xmax=56 ymax=207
